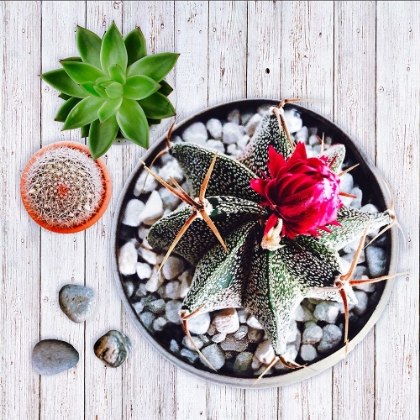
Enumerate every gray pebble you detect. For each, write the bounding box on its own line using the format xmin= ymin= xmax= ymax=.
xmin=201 ymin=344 xmax=226 ymax=370
xmin=59 ymin=284 xmax=95 ymax=323
xmin=233 ymin=351 xmax=253 ymax=374
xmin=140 ymin=311 xmax=155 ymax=330
xmin=160 ymin=187 xmax=181 ymax=210
xmin=318 ymin=325 xmax=342 ymax=353
xmin=220 ymin=335 xmax=248 ymax=352
xmin=248 ymin=327 xmax=264 ymax=343
xmin=206 ymin=118 xmax=223 ymax=139
xmin=314 ymin=301 xmax=340 ymax=323
xmin=227 ymin=109 xmax=241 ymax=124
xmin=354 ymin=291 xmax=369 ymax=315
xmin=182 ymin=335 xmax=203 ymax=350
xmin=180 ymin=348 xmax=199 ymax=364
xmin=153 ymin=316 xmax=167 ymax=332
xmin=94 ymin=330 xmax=131 ymax=368
xmin=162 ymin=256 xmax=185 ymax=280
xmin=148 ymin=298 xmax=166 ymax=314
xmin=165 ymin=300 xmax=183 ymax=324
xmin=132 ymin=301 xmax=144 ymax=315
xmin=366 ymin=246 xmax=387 ymax=277
xmin=32 ymin=339 xmax=79 ymax=375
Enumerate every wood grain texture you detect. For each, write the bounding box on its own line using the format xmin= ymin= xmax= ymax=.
xmin=332 ymin=3 xmax=376 ymax=419
xmin=375 ymin=2 xmax=419 ymax=420
xmin=0 ymin=2 xmax=418 ymax=419
xmin=0 ymin=2 xmax=41 ymax=419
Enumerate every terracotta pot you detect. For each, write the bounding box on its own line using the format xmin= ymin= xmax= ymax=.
xmin=111 ymin=99 xmax=397 ymax=388
xmin=21 ymin=141 xmax=112 ymax=234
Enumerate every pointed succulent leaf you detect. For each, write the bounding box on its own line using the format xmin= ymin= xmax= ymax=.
xmin=105 ymin=82 xmax=123 ymax=99
xmin=182 ymin=222 xmax=256 ymax=314
xmin=239 ymin=112 xmax=294 ymax=175
xmin=93 ymin=85 xmax=108 ymax=99
xmin=244 ymin=245 xmax=303 ymax=355
xmin=108 ymin=64 xmax=126 ymax=84
xmin=54 ymin=97 xmax=81 ymax=122
xmin=76 ymin=26 xmax=102 ymax=68
xmin=321 ymin=144 xmax=346 ymax=173
xmin=116 ymin=98 xmax=149 ymax=148
xmin=148 ymin=196 xmax=267 ymax=265
xmin=58 ymin=93 xmax=71 ymax=100
xmin=317 ymin=206 xmax=392 ymax=251
xmin=98 ymin=97 xmax=122 ymax=122
xmin=127 ymin=52 xmax=179 ymax=81
xmin=80 ymin=82 xmax=101 ymax=97
xmin=124 ymin=27 xmax=147 ymax=66
xmin=88 ymin=116 xmax=119 ymax=159
xmin=158 ymin=79 xmax=173 ymax=96
xmin=61 ymin=60 xmax=106 ymax=84
xmin=101 ymin=22 xmax=128 ymax=72
xmin=138 ymin=92 xmax=175 ymax=119
xmin=81 ymin=124 xmax=90 ymax=138
xmin=41 ymin=69 xmax=87 ymax=98
xmin=170 ymin=143 xmax=261 ymax=202
xmin=62 ymin=96 xmax=105 ymax=130
xmin=123 ymin=75 xmax=160 ymax=100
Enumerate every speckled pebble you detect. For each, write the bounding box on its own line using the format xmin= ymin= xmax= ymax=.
xmin=220 ymin=335 xmax=248 ymax=352
xmin=201 ymin=344 xmax=226 ymax=370
xmin=59 ymin=284 xmax=95 ymax=323
xmin=233 ymin=351 xmax=253 ymax=374
xmin=32 ymin=339 xmax=79 ymax=376
xmin=94 ymin=330 xmax=131 ymax=368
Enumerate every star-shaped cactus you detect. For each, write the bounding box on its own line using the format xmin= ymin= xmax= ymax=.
xmin=147 ymin=100 xmax=400 ymax=375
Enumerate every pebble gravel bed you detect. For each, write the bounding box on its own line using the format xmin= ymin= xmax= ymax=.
xmin=116 ymin=105 xmax=389 ymax=378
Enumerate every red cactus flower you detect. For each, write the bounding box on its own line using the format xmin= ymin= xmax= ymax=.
xmin=250 ymin=142 xmax=342 ymax=242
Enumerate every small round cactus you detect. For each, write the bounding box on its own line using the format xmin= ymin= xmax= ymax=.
xmin=21 ymin=142 xmax=111 ymax=233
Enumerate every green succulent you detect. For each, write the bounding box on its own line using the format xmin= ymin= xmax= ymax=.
xmin=41 ymin=22 xmax=179 ymax=159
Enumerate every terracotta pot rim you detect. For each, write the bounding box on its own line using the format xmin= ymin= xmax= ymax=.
xmin=20 ymin=141 xmax=112 ymax=234
xmin=111 ymin=98 xmax=398 ymax=388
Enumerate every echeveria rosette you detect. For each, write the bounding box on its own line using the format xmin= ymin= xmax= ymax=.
xmin=250 ymin=142 xmax=342 ymax=243
xmin=41 ymin=23 xmax=179 ymax=159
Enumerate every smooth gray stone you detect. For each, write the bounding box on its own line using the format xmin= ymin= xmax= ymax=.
xmin=94 ymin=330 xmax=132 ymax=368
xmin=59 ymin=284 xmax=95 ymax=323
xmin=32 ymin=339 xmax=79 ymax=376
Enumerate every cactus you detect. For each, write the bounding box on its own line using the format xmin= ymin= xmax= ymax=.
xmin=146 ymin=100 xmax=400 ymax=375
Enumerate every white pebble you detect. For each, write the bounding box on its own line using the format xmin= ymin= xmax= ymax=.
xmin=118 ymin=242 xmax=138 ymax=276
xmin=255 ymin=340 xmax=275 ymax=365
xmin=182 ymin=122 xmax=208 ymax=144
xmin=165 ymin=300 xmax=183 ymax=324
xmin=284 ymin=109 xmax=302 ymax=133
xmin=201 ymin=344 xmax=225 ymax=370
xmin=138 ymin=227 xmax=149 ymax=240
xmin=145 ymin=269 xmax=163 ymax=293
xmin=122 ymin=199 xmax=145 ymax=227
xmin=140 ymin=311 xmax=154 ymax=331
xmin=245 ymin=113 xmax=262 ymax=137
xmin=314 ymin=301 xmax=340 ymax=324
xmin=212 ymin=332 xmax=226 ymax=343
xmin=361 ymin=203 xmax=379 ymax=214
xmin=160 ymin=187 xmax=181 ymax=210
xmin=295 ymin=126 xmax=309 ymax=143
xmin=302 ymin=322 xmax=323 ymax=344
xmin=133 ymin=170 xmax=158 ymax=196
xmin=139 ymin=191 xmax=163 ymax=226
xmin=162 ymin=256 xmax=185 ymax=280
xmin=246 ymin=315 xmax=264 ymax=330
xmin=223 ymin=122 xmax=243 ymax=144
xmin=206 ymin=139 xmax=225 ymax=154
xmin=188 ymin=312 xmax=211 ymax=335
xmin=169 ymin=339 xmax=179 ymax=354
xmin=226 ymin=144 xmax=238 ymax=155
xmin=292 ymin=304 xmax=314 ymax=322
xmin=350 ymin=187 xmax=363 ymax=209
xmin=180 ymin=348 xmax=199 ymax=364
xmin=354 ymin=275 xmax=376 ymax=293
xmin=206 ymin=118 xmax=223 ymax=139
xmin=318 ymin=324 xmax=342 ymax=353
xmin=182 ymin=335 xmax=203 ymax=350
xmin=124 ymin=281 xmax=134 ymax=297
xmin=237 ymin=135 xmax=250 ymax=151
xmin=339 ymin=173 xmax=354 ymax=194
xmin=309 ymin=134 xmax=320 ymax=146
xmin=138 ymin=247 xmax=157 ymax=265
xmin=300 ymin=344 xmax=318 ymax=362
xmin=153 ymin=316 xmax=167 ymax=332
xmin=158 ymin=159 xmax=183 ymax=183
xmin=354 ymin=291 xmax=369 ymax=315
xmin=132 ymin=301 xmax=144 ymax=315
xmin=366 ymin=246 xmax=387 ymax=277
xmin=227 ymin=109 xmax=241 ymax=124
xmin=214 ymin=308 xmax=240 ymax=334
xmin=165 ymin=280 xmax=181 ymax=300
xmin=136 ymin=262 xmax=152 ymax=280
xmin=251 ymin=355 xmax=262 ymax=370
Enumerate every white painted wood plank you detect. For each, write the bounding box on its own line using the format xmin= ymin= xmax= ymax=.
xmin=245 ymin=2 xmax=282 ymax=418
xmin=206 ymin=2 xmax=248 ymax=417
xmin=0 ymin=2 xmax=41 ymax=419
xmin=173 ymin=2 xmax=209 ymax=419
xmin=39 ymin=2 xmax=86 ymax=419
xmin=83 ymin=3 xmax=124 ymax=420
xmin=333 ymin=3 xmax=376 ymax=419
xmin=278 ymin=2 xmax=334 ymax=418
xmin=121 ymin=2 xmax=178 ymax=420
xmin=375 ymin=2 xmax=419 ymax=420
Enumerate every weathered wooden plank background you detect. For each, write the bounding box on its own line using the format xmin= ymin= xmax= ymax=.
xmin=1 ymin=1 xmax=418 ymax=419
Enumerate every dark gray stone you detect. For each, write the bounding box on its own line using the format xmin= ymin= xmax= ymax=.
xmin=59 ymin=284 xmax=95 ymax=323
xmin=32 ymin=339 xmax=79 ymax=375
xmin=94 ymin=330 xmax=132 ymax=368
